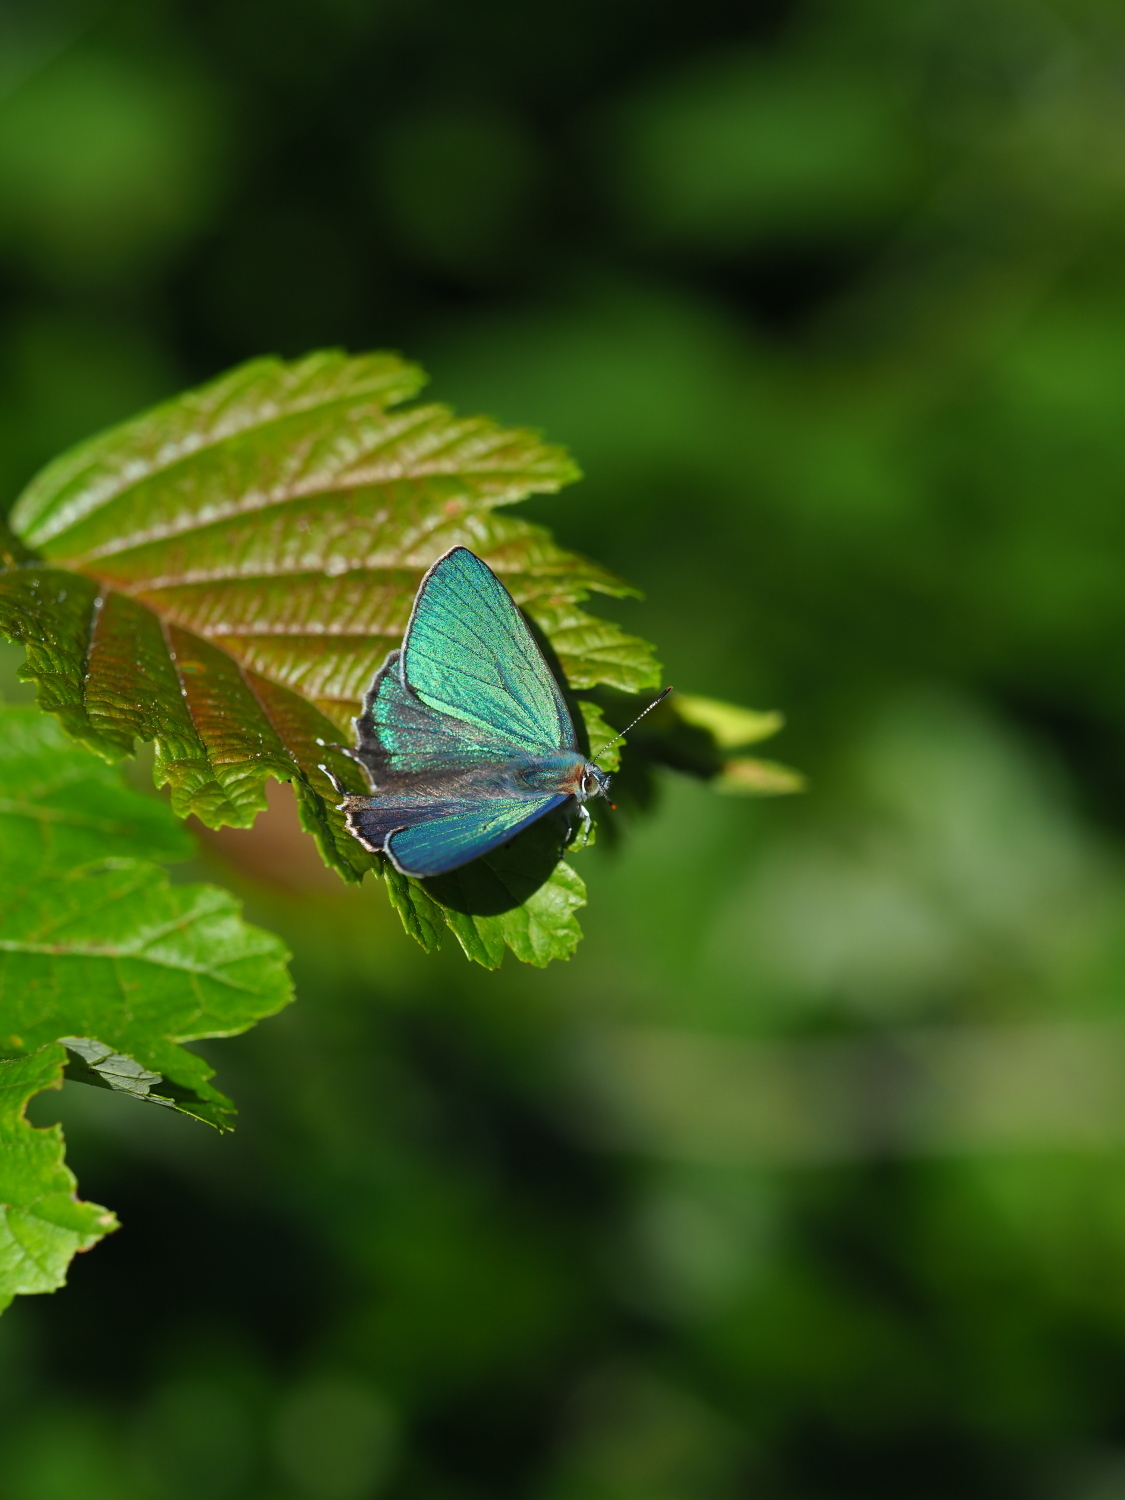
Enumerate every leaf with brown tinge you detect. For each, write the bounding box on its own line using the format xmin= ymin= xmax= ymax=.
xmin=0 ymin=350 xmax=660 ymax=962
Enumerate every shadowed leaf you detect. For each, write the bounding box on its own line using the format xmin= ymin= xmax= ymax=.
xmin=439 ymin=859 xmax=586 ymax=970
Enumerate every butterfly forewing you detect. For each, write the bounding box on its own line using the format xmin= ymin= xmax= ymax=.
xmin=360 ymin=650 xmax=519 ymax=781
xmin=402 ymin=548 xmax=577 ymax=753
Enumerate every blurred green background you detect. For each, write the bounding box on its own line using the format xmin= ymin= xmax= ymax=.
xmin=6 ymin=0 xmax=1125 ymax=1495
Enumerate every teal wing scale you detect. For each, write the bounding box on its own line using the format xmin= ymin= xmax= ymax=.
xmin=347 ymin=793 xmax=569 ymax=877
xmin=402 ymin=547 xmax=577 ymax=752
xmin=356 ymin=649 xmax=518 ymax=783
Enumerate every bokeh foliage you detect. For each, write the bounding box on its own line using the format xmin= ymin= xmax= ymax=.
xmin=5 ymin=0 xmax=1125 ymax=1497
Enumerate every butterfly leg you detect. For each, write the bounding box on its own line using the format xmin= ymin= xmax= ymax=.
xmin=565 ymin=799 xmax=592 ymax=852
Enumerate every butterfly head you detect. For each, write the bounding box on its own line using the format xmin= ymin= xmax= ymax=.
xmin=580 ymin=763 xmax=612 ymax=802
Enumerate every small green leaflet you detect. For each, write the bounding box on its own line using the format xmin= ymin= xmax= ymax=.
xmin=577 ymin=699 xmax=624 ymax=773
xmin=0 ymin=350 xmax=661 ymax=965
xmin=0 ymin=705 xmax=293 ymax=1312
xmin=673 ymin=694 xmax=783 ymax=749
xmin=672 ymin=693 xmax=805 ymax=793
xmin=0 ymin=1045 xmax=117 ymax=1314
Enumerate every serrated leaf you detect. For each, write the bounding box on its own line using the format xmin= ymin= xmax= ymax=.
xmin=578 ymin=699 xmax=623 ymax=773
xmin=0 ymin=351 xmax=661 ymax=963
xmin=419 ymin=809 xmax=587 ymax=969
xmin=383 ymin=864 xmax=446 ymax=954
xmin=529 ymin=596 xmax=658 ymax=695
xmin=0 ymin=858 xmax=291 ymax=1129
xmin=376 ymin=806 xmax=588 ymax=969
xmin=488 ymin=859 xmax=586 ymax=968
xmin=436 ymin=863 xmax=585 ymax=970
xmin=0 ymin=1044 xmax=118 ymax=1313
xmin=0 ymin=706 xmax=293 ymax=1129
xmin=0 ymin=705 xmax=295 ymax=1310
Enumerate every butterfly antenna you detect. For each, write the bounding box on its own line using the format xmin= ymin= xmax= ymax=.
xmin=590 ymin=687 xmax=673 ymax=764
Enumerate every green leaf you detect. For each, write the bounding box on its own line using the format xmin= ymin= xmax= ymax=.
xmin=0 ymin=705 xmax=293 ymax=1131
xmin=673 ymin=694 xmax=784 ymax=748
xmin=0 ymin=862 xmax=291 ymax=1129
xmin=374 ymin=805 xmax=588 ymax=970
xmin=0 ymin=692 xmax=192 ymax=869
xmin=437 ymin=862 xmax=585 ymax=970
xmin=0 ymin=703 xmax=293 ymax=1310
xmin=713 ymin=756 xmax=807 ymax=796
xmin=578 ymin=699 xmax=623 ymax=773
xmin=421 ymin=811 xmax=587 ymax=969
xmin=383 ymin=865 xmax=446 ymax=955
xmin=491 ymin=859 xmax=586 ymax=968
xmin=0 ymin=350 xmax=661 ymax=963
xmin=0 ymin=1044 xmax=118 ymax=1315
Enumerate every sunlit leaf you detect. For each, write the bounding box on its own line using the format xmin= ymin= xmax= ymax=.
xmin=0 ymin=1044 xmax=118 ymax=1315
xmin=0 ymin=704 xmax=295 ymax=1309
xmin=0 ymin=351 xmax=661 ymax=963
xmin=673 ymin=694 xmax=783 ymax=748
xmin=578 ymin=699 xmax=623 ymax=772
xmin=0 ymin=706 xmax=293 ymax=1130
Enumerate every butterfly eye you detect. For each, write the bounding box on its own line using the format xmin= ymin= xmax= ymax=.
xmin=581 ymin=767 xmax=610 ymax=800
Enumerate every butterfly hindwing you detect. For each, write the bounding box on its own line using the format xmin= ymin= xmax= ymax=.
xmin=402 ymin=547 xmax=577 ymax=754
xmin=348 ymin=792 xmax=569 ymax=877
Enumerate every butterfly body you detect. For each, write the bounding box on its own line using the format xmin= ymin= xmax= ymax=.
xmin=339 ymin=547 xmax=610 ymax=878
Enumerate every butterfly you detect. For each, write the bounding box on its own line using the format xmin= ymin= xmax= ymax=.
xmin=328 ymin=546 xmax=667 ymax=879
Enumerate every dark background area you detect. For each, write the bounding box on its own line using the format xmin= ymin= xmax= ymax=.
xmin=6 ymin=1 xmax=1125 ymax=1496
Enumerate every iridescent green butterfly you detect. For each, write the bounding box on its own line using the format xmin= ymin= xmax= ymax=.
xmin=332 ymin=546 xmax=667 ymax=878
